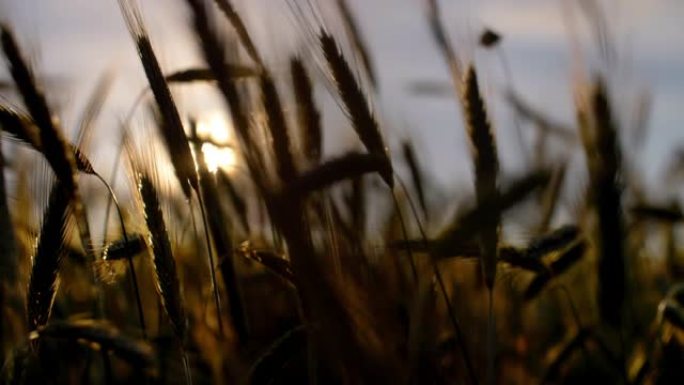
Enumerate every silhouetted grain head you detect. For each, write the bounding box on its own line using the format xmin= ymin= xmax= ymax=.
xmin=1 ymin=27 xmax=78 ymax=190
xmin=184 ymin=0 xmax=267 ymax=192
xmin=239 ymin=242 xmax=294 ymax=284
xmin=260 ymin=72 xmax=297 ymax=183
xmin=119 ymin=0 xmax=198 ymax=199
xmin=0 ymin=106 xmax=97 ymax=174
xmin=290 ymin=57 xmax=322 ymax=164
xmin=524 ymin=240 xmax=586 ymax=301
xmin=1 ymin=25 xmax=95 ymax=269
xmin=0 ymin=105 xmax=41 ymax=148
xmin=319 ymin=31 xmax=392 ymax=187
xmin=134 ymin=167 xmax=187 ymax=341
xmin=27 ymin=181 xmax=70 ymax=331
xmin=589 ymin=78 xmax=625 ymax=328
xmin=631 ymin=203 xmax=684 ymax=223
xmin=335 ymin=0 xmax=378 ymax=88
xmin=165 ymin=64 xmax=259 ymax=83
xmin=102 ymin=233 xmax=147 ymax=261
xmin=549 ymin=239 xmax=586 ymax=274
xmin=285 ymin=151 xmax=391 ymax=198
xmin=463 ymin=65 xmax=499 ymax=289
xmin=525 ymin=225 xmax=580 ymax=260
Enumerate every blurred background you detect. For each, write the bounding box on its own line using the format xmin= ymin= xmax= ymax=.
xmin=1 ymin=0 xmax=683 ymax=208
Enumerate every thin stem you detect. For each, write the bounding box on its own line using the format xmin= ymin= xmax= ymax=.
xmin=95 ymin=172 xmax=147 ymax=339
xmin=193 ymin=193 xmax=224 ymax=336
xmin=391 ymin=190 xmax=418 ymax=282
xmin=486 ymin=288 xmax=495 ymax=385
xmin=397 ymin=177 xmax=479 ymax=385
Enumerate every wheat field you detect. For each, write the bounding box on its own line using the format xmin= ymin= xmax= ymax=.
xmin=0 ymin=0 xmax=683 ymax=384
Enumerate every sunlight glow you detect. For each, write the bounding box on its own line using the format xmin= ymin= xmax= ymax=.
xmin=197 ymin=112 xmax=231 ymax=144
xmin=196 ymin=112 xmax=237 ymax=173
xmin=201 ymin=143 xmax=237 ymax=173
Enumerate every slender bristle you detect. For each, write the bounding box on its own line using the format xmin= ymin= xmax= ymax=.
xmin=212 ymin=0 xmax=264 ymax=68
xmin=335 ymin=0 xmax=377 ymax=88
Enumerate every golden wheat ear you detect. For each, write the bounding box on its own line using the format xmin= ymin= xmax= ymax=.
xmin=319 ymin=31 xmax=393 ymax=187
xmin=118 ymin=0 xmax=198 ymax=200
xmin=335 ymin=0 xmax=377 ymax=88
xmin=462 ymin=65 xmax=500 ymax=289
xmin=2 ymin=27 xmax=97 ymax=303
xmin=27 ymin=181 xmax=70 ymax=332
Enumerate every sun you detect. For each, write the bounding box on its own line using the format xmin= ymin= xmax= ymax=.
xmin=201 ymin=142 xmax=237 ymax=173
xmin=195 ymin=112 xmax=237 ymax=173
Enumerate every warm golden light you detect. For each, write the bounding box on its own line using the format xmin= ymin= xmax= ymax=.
xmin=196 ymin=112 xmax=237 ymax=173
xmin=201 ymin=143 xmax=237 ymax=173
xmin=196 ymin=112 xmax=231 ymax=144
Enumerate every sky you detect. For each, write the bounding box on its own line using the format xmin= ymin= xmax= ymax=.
xmin=1 ymin=0 xmax=683 ymax=202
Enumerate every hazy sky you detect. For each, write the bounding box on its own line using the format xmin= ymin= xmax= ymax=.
xmin=1 ymin=0 xmax=683 ymax=197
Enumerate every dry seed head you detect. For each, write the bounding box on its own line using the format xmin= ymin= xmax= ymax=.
xmin=27 ymin=182 xmax=70 ymax=331
xmin=119 ymin=0 xmax=198 ymax=199
xmin=463 ymin=65 xmax=500 ymax=288
xmin=319 ymin=31 xmax=393 ymax=187
xmin=137 ymin=172 xmax=187 ymax=340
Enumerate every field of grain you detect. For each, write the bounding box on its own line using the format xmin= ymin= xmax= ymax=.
xmin=1 ymin=0 xmax=683 ymax=384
